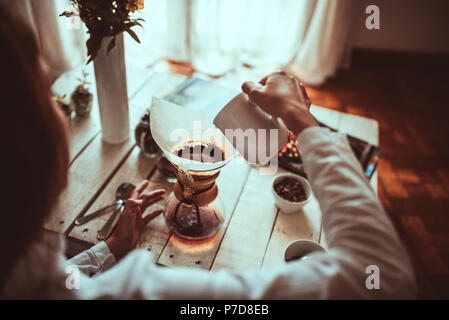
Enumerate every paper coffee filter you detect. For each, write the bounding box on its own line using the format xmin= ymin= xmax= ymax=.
xmin=150 ymin=97 xmax=236 ymax=172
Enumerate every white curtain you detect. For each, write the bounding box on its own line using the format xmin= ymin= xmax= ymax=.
xmin=7 ymin=0 xmax=353 ymax=85
xmin=289 ymin=0 xmax=354 ymax=84
xmin=5 ymin=0 xmax=86 ymax=80
xmin=127 ymin=0 xmax=354 ymax=85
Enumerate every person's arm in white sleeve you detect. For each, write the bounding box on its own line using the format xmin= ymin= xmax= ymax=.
xmin=64 ymin=182 xmax=165 ymax=280
xmin=296 ymin=126 xmax=416 ymax=298
xmin=65 ymin=241 xmax=116 ymax=277
xmin=77 ymin=126 xmax=415 ymax=300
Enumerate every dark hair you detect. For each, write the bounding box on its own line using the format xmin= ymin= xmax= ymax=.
xmin=0 ymin=7 xmax=70 ymax=288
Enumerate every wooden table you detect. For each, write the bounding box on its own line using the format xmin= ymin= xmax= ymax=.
xmin=47 ymin=64 xmax=379 ymax=270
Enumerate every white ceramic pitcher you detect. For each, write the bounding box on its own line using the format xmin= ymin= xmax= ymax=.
xmin=213 ymin=92 xmax=289 ymax=165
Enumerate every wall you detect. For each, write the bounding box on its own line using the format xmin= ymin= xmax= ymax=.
xmin=350 ymin=0 xmax=449 ymax=54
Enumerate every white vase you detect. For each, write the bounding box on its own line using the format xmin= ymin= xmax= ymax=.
xmin=93 ymin=33 xmax=130 ymax=144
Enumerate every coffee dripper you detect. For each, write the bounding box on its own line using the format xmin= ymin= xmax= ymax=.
xmin=150 ymin=97 xmax=235 ymax=240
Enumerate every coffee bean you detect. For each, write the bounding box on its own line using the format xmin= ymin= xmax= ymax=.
xmin=274 ymin=177 xmax=306 ymax=202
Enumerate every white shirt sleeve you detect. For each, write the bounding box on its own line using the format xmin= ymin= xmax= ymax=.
xmin=76 ymin=127 xmax=416 ymax=300
xmin=66 ymin=241 xmax=116 ymax=277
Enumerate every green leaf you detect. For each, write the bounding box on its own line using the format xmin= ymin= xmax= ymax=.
xmin=107 ymin=37 xmax=116 ymax=54
xmin=126 ymin=28 xmax=140 ymax=43
xmin=60 ymin=11 xmax=75 ymax=18
xmin=85 ymin=35 xmax=101 ymax=64
xmin=131 ymin=21 xmax=143 ymax=28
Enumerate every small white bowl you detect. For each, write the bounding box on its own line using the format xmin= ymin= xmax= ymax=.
xmin=272 ymin=173 xmax=312 ymax=214
xmin=284 ymin=239 xmax=325 ymax=263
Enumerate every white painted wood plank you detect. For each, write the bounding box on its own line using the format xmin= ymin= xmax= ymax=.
xmin=44 ymin=135 xmax=134 ymax=234
xmin=210 ymin=167 xmax=278 ymax=271
xmin=262 ymin=193 xmax=322 ymax=268
xmin=129 ymin=72 xmax=186 ymax=109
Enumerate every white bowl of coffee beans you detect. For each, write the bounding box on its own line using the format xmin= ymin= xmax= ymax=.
xmin=272 ymin=173 xmax=312 ymax=214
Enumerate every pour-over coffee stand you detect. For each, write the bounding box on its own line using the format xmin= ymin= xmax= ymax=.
xmin=149 ymin=97 xmax=238 ymax=241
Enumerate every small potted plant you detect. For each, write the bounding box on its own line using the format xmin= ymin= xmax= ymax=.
xmin=71 ymin=70 xmax=93 ymax=118
xmin=55 ymin=94 xmax=73 ymax=118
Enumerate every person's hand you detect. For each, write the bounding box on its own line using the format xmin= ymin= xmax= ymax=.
xmin=242 ymin=71 xmax=318 ymax=136
xmin=106 ymin=180 xmax=166 ymax=260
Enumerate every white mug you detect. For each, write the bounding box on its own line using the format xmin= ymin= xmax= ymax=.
xmin=213 ymin=92 xmax=289 ymax=165
xmin=284 ymin=240 xmax=325 ymax=263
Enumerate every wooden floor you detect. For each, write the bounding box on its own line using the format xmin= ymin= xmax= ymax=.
xmin=303 ymin=51 xmax=449 ymax=299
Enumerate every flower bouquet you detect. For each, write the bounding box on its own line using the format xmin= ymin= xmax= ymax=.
xmin=61 ymin=0 xmax=145 ymax=63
